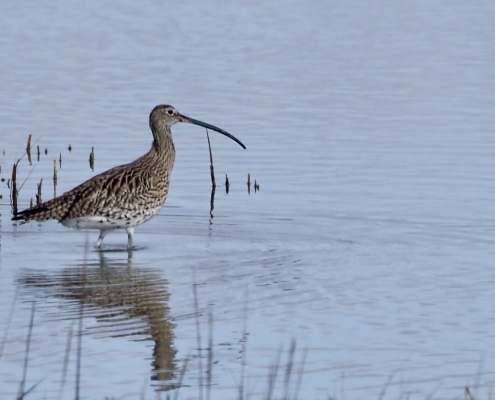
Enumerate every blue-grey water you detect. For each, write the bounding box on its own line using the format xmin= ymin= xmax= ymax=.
xmin=1 ymin=1 xmax=495 ymax=399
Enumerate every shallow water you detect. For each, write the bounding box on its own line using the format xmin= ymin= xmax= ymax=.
xmin=1 ymin=0 xmax=495 ymax=399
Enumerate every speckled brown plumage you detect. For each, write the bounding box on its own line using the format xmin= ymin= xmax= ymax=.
xmin=15 ymin=145 xmax=174 ymax=222
xmin=12 ymin=104 xmax=246 ymax=249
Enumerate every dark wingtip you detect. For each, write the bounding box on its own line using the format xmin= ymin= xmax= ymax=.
xmin=12 ymin=210 xmax=28 ymax=221
xmin=11 ymin=206 xmax=41 ymax=221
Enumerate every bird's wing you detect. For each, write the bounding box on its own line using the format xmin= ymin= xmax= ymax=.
xmin=13 ymin=162 xmax=146 ymax=222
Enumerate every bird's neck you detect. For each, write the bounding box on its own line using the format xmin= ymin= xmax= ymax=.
xmin=151 ymin=123 xmax=174 ymax=153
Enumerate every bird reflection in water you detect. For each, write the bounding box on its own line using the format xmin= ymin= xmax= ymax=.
xmin=17 ymin=250 xmax=177 ymax=390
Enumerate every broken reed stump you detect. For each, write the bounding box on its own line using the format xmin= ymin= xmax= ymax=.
xmin=53 ymin=160 xmax=57 ymax=198
xmin=36 ymin=178 xmax=43 ymax=206
xmin=247 ymin=174 xmax=259 ymax=194
xmin=37 ymin=145 xmax=40 ymax=162
xmin=26 ymin=135 xmax=32 ymax=164
xmin=225 ymin=174 xmax=229 ymax=194
xmin=11 ymin=161 xmax=18 ymax=217
xmin=206 ymin=130 xmax=216 ymax=188
xmin=89 ymin=147 xmax=94 ymax=171
xmin=205 ymin=129 xmax=217 ymax=221
xmin=210 ymin=184 xmax=216 ymax=222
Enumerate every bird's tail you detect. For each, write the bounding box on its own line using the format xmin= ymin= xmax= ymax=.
xmin=12 ymin=197 xmax=67 ymax=222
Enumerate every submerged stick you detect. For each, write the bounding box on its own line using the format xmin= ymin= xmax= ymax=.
xmin=283 ymin=339 xmax=296 ymax=400
xmin=466 ymin=387 xmax=475 ymax=400
xmin=192 ymin=271 xmax=203 ymax=400
xmin=266 ymin=346 xmax=283 ymax=400
xmin=173 ymin=356 xmax=190 ymax=400
xmin=0 ymin=285 xmax=20 ymax=361
xmin=18 ymin=302 xmax=36 ymax=400
xmin=58 ymin=322 xmax=74 ymax=400
xmin=206 ymin=309 xmax=213 ymax=400
xmin=76 ymin=236 xmax=89 ymax=400
xmin=292 ymin=348 xmax=308 ymax=400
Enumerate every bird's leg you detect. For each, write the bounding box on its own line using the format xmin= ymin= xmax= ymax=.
xmin=95 ymin=229 xmax=110 ymax=248
xmin=126 ymin=227 xmax=134 ymax=249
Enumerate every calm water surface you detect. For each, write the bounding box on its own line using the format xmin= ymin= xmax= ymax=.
xmin=1 ymin=1 xmax=495 ymax=399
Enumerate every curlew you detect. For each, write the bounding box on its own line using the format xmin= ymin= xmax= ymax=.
xmin=12 ymin=105 xmax=246 ymax=249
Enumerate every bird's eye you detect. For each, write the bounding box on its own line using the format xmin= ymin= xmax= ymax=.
xmin=167 ymin=110 xmax=174 ymax=115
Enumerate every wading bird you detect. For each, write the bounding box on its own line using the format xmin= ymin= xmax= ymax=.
xmin=13 ymin=105 xmax=246 ymax=249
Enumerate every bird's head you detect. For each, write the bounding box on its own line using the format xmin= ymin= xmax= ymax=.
xmin=149 ymin=104 xmax=246 ymax=149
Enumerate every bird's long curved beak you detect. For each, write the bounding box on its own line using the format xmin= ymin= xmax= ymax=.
xmin=179 ymin=114 xmax=246 ymax=149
